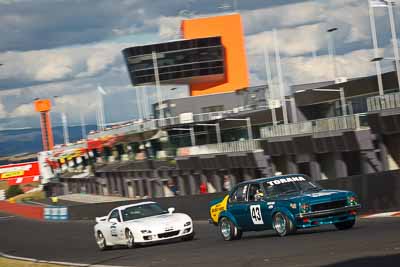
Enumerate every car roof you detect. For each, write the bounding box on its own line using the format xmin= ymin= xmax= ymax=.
xmin=116 ymin=201 xmax=157 ymax=211
xmin=236 ymin=174 xmax=307 ymax=186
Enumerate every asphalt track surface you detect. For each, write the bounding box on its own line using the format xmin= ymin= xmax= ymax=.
xmin=0 ymin=214 xmax=400 ymax=267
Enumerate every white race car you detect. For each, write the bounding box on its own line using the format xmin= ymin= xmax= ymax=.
xmin=94 ymin=201 xmax=194 ymax=250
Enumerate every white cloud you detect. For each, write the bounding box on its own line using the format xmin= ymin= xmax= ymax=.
xmin=246 ymin=24 xmax=326 ymax=57
xmin=0 ymin=42 xmax=131 ymax=85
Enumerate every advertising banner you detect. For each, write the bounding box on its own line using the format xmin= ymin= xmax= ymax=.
xmin=0 ymin=162 xmax=40 ymax=185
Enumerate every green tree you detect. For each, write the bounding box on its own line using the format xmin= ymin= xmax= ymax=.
xmin=5 ymin=185 xmax=24 ymax=199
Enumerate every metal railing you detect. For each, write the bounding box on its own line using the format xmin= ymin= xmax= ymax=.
xmin=177 ymin=139 xmax=262 ymax=156
xmin=260 ymin=121 xmax=313 ymax=138
xmin=87 ymin=104 xmax=268 ymax=139
xmin=260 ymin=114 xmax=368 ymax=138
xmin=367 ymin=92 xmax=400 ymax=112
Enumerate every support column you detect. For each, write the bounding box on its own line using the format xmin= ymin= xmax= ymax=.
xmin=228 ymin=172 xmax=237 ymax=187
xmin=176 ymin=175 xmax=186 ymax=196
xmin=187 ymin=174 xmax=197 ymax=195
xmin=333 ymin=152 xmax=348 ymax=178
xmin=360 ymin=151 xmax=376 ymax=174
xmin=286 ymin=155 xmax=298 ymax=174
xmin=310 ymin=156 xmax=322 ymax=181
xmin=137 ymin=179 xmax=145 ymax=198
xmin=212 ymin=172 xmax=222 ymax=192
xmin=243 ymin=169 xmax=255 ymax=180
xmin=62 ymin=182 xmax=69 ymax=195
xmin=152 ymin=171 xmax=164 ymax=197
xmin=145 ymin=172 xmax=153 ymax=198
xmin=378 ymin=140 xmax=390 ymax=171
xmin=115 ymin=173 xmax=124 ymax=196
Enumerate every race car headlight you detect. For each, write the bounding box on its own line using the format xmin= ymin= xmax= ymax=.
xmin=300 ymin=203 xmax=310 ymax=213
xmin=347 ymin=196 xmax=358 ymax=206
xmin=184 ymin=221 xmax=191 ymax=227
xmin=140 ymin=230 xmax=152 ymax=234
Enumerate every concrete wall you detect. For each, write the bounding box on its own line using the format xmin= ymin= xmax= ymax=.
xmin=67 ymin=170 xmax=400 ymax=220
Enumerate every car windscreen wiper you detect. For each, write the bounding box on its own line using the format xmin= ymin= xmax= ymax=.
xmin=305 ymin=187 xmax=321 ymax=192
xmin=281 ymin=189 xmax=298 ymax=195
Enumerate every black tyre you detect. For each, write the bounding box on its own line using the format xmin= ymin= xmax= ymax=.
xmin=334 ymin=219 xmax=355 ymax=230
xmin=219 ymin=217 xmax=240 ymax=241
xmin=182 ymin=232 xmax=195 ymax=241
xmin=272 ymin=212 xmax=296 ymax=237
xmin=96 ymin=231 xmax=109 ymax=251
xmin=126 ymin=229 xmax=135 ymax=249
xmin=234 ymin=229 xmax=243 ymax=240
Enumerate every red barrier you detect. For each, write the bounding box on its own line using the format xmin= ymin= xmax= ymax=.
xmin=0 ymin=201 xmax=43 ymax=220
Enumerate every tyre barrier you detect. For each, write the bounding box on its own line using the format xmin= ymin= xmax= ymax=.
xmin=0 ymin=190 xmax=5 ymax=201
xmin=44 ymin=206 xmax=68 ymax=221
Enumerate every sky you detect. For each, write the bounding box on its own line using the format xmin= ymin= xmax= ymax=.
xmin=0 ymin=0 xmax=398 ymax=130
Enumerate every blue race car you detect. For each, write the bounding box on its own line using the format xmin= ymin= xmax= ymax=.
xmin=209 ymin=174 xmax=360 ymax=240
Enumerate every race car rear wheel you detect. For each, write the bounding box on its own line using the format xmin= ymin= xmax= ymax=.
xmin=273 ymin=212 xmax=296 ymax=237
xmin=334 ymin=219 xmax=355 ymax=230
xmin=126 ymin=229 xmax=135 ymax=249
xmin=219 ymin=217 xmax=240 ymax=241
xmin=96 ymin=231 xmax=109 ymax=251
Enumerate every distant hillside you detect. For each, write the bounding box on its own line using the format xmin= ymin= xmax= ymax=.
xmin=0 ymin=125 xmax=97 ymax=159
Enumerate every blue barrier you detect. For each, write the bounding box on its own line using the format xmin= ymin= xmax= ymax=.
xmin=44 ymin=206 xmax=68 ymax=220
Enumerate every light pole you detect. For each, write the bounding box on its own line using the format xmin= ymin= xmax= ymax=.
xmin=273 ymin=29 xmax=288 ymax=124
xmin=370 ymin=0 xmax=400 ymax=89
xmin=327 ymin=27 xmax=339 ymax=81
xmin=263 ymin=45 xmax=278 ymax=126
xmin=197 ymin=123 xmax=222 ymax=143
xmin=172 ymin=127 xmax=195 ymax=146
xmin=284 ymin=97 xmax=298 ymax=123
xmin=371 ymin=56 xmax=400 ymax=94
xmin=97 ymin=85 xmax=107 ymax=130
xmin=225 ymin=117 xmax=253 ymax=140
xmin=152 ymin=51 xmax=164 ymax=119
xmin=53 ymin=96 xmax=70 ymax=144
xmin=368 ymin=2 xmax=384 ymax=97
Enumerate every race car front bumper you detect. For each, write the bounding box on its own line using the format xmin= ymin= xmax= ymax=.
xmin=295 ymin=205 xmax=360 ymax=228
xmin=297 ymin=205 xmax=361 ymax=219
xmin=135 ymin=226 xmax=193 ymax=243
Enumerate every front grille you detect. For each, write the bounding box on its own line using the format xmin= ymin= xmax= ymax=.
xmin=311 ymin=200 xmax=347 ymax=212
xmin=158 ymin=230 xmax=180 ymax=239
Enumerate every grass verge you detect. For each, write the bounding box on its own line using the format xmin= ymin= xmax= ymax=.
xmin=0 ymin=257 xmax=71 ymax=267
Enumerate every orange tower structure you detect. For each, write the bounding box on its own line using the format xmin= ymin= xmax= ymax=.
xmin=181 ymin=13 xmax=249 ymax=96
xmin=34 ymin=99 xmax=54 ymax=151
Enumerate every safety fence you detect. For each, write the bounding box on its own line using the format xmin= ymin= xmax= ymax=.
xmin=260 ymin=114 xmax=368 ymax=138
xmin=367 ymin=92 xmax=400 ymax=112
xmin=0 ymin=201 xmax=44 ymax=220
xmin=0 ymin=201 xmax=69 ymax=221
xmin=177 ymin=140 xmax=262 ymax=156
xmin=44 ymin=206 xmax=69 ymax=220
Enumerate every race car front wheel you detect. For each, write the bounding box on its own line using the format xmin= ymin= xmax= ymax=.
xmin=273 ymin=212 xmax=296 ymax=237
xmin=219 ymin=217 xmax=242 ymax=241
xmin=96 ymin=231 xmax=109 ymax=251
xmin=126 ymin=229 xmax=135 ymax=249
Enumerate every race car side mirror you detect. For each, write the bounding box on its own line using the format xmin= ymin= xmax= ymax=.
xmin=168 ymin=207 xmax=175 ymax=214
xmin=109 ymin=218 xmax=119 ymax=224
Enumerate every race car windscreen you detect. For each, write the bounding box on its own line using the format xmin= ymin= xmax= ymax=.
xmin=262 ymin=176 xmax=322 ymax=197
xmin=121 ymin=203 xmax=168 ymax=221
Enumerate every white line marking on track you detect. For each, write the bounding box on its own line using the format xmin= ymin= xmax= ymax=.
xmin=361 ymin=211 xmax=400 ymax=218
xmin=0 ymin=251 xmax=128 ymax=267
